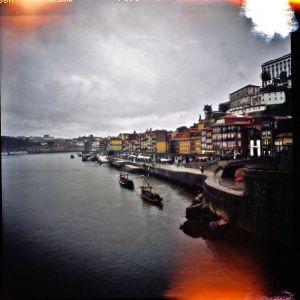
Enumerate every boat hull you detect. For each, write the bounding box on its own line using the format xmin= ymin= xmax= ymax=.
xmin=119 ymin=176 xmax=134 ymax=189
xmin=140 ymin=190 xmax=163 ymax=203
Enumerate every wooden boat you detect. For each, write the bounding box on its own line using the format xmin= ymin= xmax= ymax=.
xmin=119 ymin=169 xmax=134 ymax=189
xmin=140 ymin=165 xmax=163 ymax=203
xmin=140 ymin=184 xmax=163 ymax=203
xmin=82 ymin=154 xmax=94 ymax=161
xmin=98 ymin=155 xmax=109 ymax=163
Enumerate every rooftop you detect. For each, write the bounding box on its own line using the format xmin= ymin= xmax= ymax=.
xmin=261 ymin=53 xmax=291 ymax=67
xmin=276 ymin=132 xmax=293 ymax=138
xmin=229 ymin=84 xmax=261 ymax=96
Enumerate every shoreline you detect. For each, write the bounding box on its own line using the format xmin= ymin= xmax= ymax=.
xmin=108 ymin=156 xmax=295 ymax=248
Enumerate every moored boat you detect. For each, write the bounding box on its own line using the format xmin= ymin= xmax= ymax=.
xmin=82 ymin=154 xmax=95 ymax=161
xmin=119 ymin=166 xmax=134 ymax=189
xmin=111 ymin=159 xmax=125 ymax=168
xmin=124 ymin=164 xmax=142 ymax=173
xmin=119 ymin=173 xmax=134 ymax=189
xmin=98 ymin=155 xmax=109 ymax=163
xmin=7 ymin=151 xmax=28 ymax=155
xmin=140 ymin=165 xmax=163 ymax=203
xmin=140 ymin=184 xmax=163 ymax=203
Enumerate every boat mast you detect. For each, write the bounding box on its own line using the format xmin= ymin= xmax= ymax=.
xmin=147 ymin=162 xmax=150 ymax=187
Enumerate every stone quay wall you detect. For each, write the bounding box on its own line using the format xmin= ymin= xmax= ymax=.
xmin=109 ymin=158 xmax=206 ymax=189
xmin=108 ymin=157 xmax=296 ymax=247
xmin=203 ymin=168 xmax=295 ymax=247
xmin=241 ymin=169 xmax=295 ymax=247
xmin=146 ymin=165 xmax=205 ymax=189
xmin=203 ymin=176 xmax=243 ymax=223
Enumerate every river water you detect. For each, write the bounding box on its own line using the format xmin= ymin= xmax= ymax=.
xmin=1 ymin=153 xmax=297 ymax=299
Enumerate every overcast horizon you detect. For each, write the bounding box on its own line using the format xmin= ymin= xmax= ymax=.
xmin=1 ymin=0 xmax=291 ymax=139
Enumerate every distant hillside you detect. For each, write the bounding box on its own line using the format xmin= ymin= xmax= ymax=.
xmin=1 ymin=136 xmax=41 ymax=152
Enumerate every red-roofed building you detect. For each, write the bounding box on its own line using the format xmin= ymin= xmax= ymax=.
xmin=260 ymin=116 xmax=292 ymax=157
xmin=170 ymin=126 xmax=201 ymax=155
xmin=274 ymin=132 xmax=293 ymax=152
xmin=212 ymin=114 xmax=261 ymax=158
xmin=201 ymin=128 xmax=213 ymax=156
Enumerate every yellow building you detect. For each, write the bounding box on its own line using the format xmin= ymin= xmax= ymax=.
xmin=197 ymin=121 xmax=205 ymax=154
xmin=195 ymin=139 xmax=201 ymax=154
xmin=179 ymin=140 xmax=191 ymax=154
xmin=109 ymin=137 xmax=123 ymax=151
xmin=197 ymin=120 xmax=205 ymax=131
xmin=275 ymin=132 xmax=293 ymax=152
xmin=156 ymin=141 xmax=168 ymax=153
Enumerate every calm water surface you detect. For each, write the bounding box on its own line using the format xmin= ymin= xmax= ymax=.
xmin=2 ymin=153 xmax=297 ymax=299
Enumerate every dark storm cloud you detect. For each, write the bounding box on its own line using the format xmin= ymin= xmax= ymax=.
xmin=1 ymin=0 xmax=290 ymax=137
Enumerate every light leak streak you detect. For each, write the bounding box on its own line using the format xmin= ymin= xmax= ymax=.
xmin=0 ymin=0 xmax=73 ymax=32
xmin=241 ymin=0 xmax=299 ymax=40
xmin=15 ymin=0 xmax=50 ymax=14
xmin=289 ymin=0 xmax=300 ymax=11
xmin=165 ymin=241 xmax=268 ymax=300
xmin=173 ymin=0 xmax=298 ymax=39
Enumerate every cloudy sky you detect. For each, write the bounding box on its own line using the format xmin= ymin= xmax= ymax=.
xmin=1 ymin=0 xmax=291 ymax=138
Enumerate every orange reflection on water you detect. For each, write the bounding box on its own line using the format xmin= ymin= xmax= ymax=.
xmin=165 ymin=240 xmax=267 ymax=300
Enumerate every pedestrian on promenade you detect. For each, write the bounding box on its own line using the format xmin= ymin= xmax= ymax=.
xmin=200 ymin=166 xmax=204 ymax=174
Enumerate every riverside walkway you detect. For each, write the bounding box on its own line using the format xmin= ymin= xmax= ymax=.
xmin=110 ymin=155 xmax=245 ymax=192
xmin=123 ymin=159 xmax=243 ymax=193
xmin=151 ymin=163 xmax=214 ymax=176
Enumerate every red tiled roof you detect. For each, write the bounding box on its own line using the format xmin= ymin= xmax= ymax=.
xmin=222 ymin=114 xmax=253 ymax=119
xmin=213 ymin=121 xmax=251 ymax=126
xmin=276 ymin=132 xmax=293 ymax=138
xmin=229 ymin=121 xmax=252 ymax=125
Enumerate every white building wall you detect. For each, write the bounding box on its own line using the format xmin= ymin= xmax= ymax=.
xmin=262 ymin=91 xmax=285 ymax=105
xmin=262 ymin=54 xmax=291 ymax=86
xmin=227 ymin=91 xmax=285 ymax=114
xmin=91 ymin=141 xmax=100 ymax=152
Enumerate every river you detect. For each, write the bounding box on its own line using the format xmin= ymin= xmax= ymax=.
xmin=1 ymin=153 xmax=297 ymax=299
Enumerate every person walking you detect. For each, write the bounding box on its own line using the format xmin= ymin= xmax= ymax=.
xmin=200 ymin=165 xmax=204 ymax=174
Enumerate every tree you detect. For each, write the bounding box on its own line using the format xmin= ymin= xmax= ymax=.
xmin=47 ymin=141 xmax=55 ymax=148
xmin=260 ymin=71 xmax=271 ymax=88
xmin=279 ymin=71 xmax=287 ymax=81
xmin=176 ymin=126 xmax=188 ymax=132
xmin=273 ymin=78 xmax=280 ymax=87
xmin=203 ymin=105 xmax=212 ymax=120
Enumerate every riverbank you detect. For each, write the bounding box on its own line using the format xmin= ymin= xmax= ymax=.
xmin=108 ymin=158 xmax=212 ymax=189
xmin=108 ymin=157 xmax=296 ymax=248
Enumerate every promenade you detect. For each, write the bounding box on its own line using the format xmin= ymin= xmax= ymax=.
xmin=157 ymin=163 xmax=244 ymax=194
xmin=151 ymin=163 xmax=214 ymax=176
xmin=123 ymin=159 xmax=243 ymax=193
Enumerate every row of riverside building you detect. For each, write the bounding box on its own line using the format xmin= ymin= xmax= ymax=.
xmin=85 ymin=53 xmax=293 ymax=163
